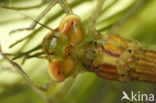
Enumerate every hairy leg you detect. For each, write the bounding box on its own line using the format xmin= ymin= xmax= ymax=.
xmin=58 ymin=0 xmax=73 ymax=15
xmin=6 ymin=45 xmax=42 ymax=60
xmin=88 ymin=0 xmax=104 ymax=37
xmin=0 ymin=0 xmax=48 ymax=10
xmin=9 ymin=0 xmax=58 ymax=34
xmin=0 ymin=45 xmax=58 ymax=102
xmin=108 ymin=0 xmax=148 ymax=34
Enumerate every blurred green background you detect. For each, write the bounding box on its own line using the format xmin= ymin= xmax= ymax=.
xmin=0 ymin=0 xmax=156 ymax=103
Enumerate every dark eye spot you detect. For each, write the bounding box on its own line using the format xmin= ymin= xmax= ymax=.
xmin=121 ymin=74 xmax=125 ymax=77
xmin=101 ymin=44 xmax=104 ymax=51
xmin=58 ymin=71 xmax=61 ymax=75
xmin=94 ymin=42 xmax=97 ymax=46
xmin=128 ymin=49 xmax=132 ymax=53
xmin=94 ymin=42 xmax=97 ymax=48
xmin=71 ymin=21 xmax=74 ymax=25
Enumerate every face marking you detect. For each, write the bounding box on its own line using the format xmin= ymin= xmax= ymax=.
xmin=50 ymin=37 xmax=58 ymax=46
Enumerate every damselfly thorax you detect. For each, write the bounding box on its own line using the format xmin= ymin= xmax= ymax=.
xmin=81 ymin=34 xmax=156 ymax=83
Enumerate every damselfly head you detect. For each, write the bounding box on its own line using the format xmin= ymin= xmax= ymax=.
xmin=59 ymin=14 xmax=83 ymax=43
xmin=42 ymin=32 xmax=68 ymax=60
xmin=42 ymin=15 xmax=84 ymax=81
xmin=42 ymin=32 xmax=76 ymax=81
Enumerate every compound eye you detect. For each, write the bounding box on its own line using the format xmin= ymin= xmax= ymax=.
xmin=48 ymin=60 xmax=64 ymax=81
xmin=59 ymin=14 xmax=80 ymax=34
xmin=59 ymin=14 xmax=83 ymax=43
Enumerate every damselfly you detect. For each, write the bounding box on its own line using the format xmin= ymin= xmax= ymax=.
xmin=0 ymin=0 xmax=155 ymax=103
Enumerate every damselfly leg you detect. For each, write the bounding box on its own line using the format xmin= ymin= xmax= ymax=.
xmin=0 ymin=0 xmax=48 ymax=10
xmin=88 ymin=0 xmax=104 ymax=36
xmin=9 ymin=1 xmax=58 ymax=34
